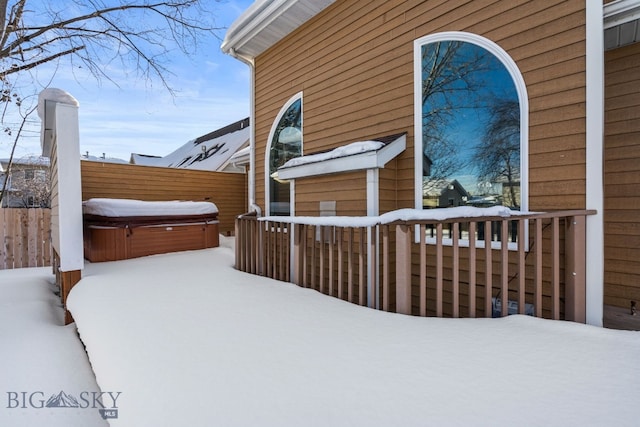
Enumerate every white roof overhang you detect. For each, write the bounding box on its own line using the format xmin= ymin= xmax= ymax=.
xmin=277 ymin=134 xmax=406 ymax=181
xmin=221 ymin=0 xmax=336 ymax=58
xmin=604 ymin=0 xmax=640 ymax=49
xmin=223 ymin=1 xmax=640 ymax=58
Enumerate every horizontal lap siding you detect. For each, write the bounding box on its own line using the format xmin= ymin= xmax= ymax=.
xmin=253 ymin=0 xmax=586 ymax=214
xmin=604 ymin=42 xmax=640 ymax=308
xmin=252 ymin=1 xmax=586 ymax=319
xmin=295 ymin=172 xmax=367 ymax=216
xmin=80 ymin=161 xmax=247 ymax=234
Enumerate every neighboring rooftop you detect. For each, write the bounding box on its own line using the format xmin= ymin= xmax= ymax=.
xmin=0 ymin=156 xmax=50 ymax=168
xmin=81 ymin=153 xmax=128 ymax=164
xmin=130 ymin=117 xmax=250 ymax=172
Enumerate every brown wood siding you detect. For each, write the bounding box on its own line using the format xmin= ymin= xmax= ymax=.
xmin=294 ymin=172 xmax=367 ymax=216
xmin=253 ymin=0 xmax=587 ymax=214
xmin=80 ymin=161 xmax=247 ymax=234
xmin=379 ymin=165 xmax=398 ymax=214
xmin=604 ymin=42 xmax=640 ymax=308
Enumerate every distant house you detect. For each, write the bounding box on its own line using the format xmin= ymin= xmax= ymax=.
xmin=130 ymin=117 xmax=250 ymax=173
xmin=423 ymin=179 xmax=469 ymax=209
xmin=0 ymin=156 xmax=51 ymax=208
xmin=222 ymin=1 xmax=640 ymax=325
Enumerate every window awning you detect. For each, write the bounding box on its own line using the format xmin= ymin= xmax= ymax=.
xmin=277 ymin=133 xmax=406 ymax=180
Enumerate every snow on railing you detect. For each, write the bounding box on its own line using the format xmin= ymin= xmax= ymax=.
xmin=235 ymin=208 xmax=596 ymax=322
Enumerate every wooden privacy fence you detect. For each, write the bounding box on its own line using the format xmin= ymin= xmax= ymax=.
xmin=0 ymin=208 xmax=51 ymax=270
xmin=236 ymin=209 xmax=596 ymax=322
xmin=81 ymin=160 xmax=247 ymax=235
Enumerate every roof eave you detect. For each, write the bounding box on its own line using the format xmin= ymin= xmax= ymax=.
xmin=604 ymin=0 xmax=640 ymax=29
xmin=221 ymin=0 xmax=336 ymax=59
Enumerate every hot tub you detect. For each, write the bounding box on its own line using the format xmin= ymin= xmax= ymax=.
xmin=83 ymin=198 xmax=219 ymax=262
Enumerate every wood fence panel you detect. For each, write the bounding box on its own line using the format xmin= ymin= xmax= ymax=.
xmin=0 ymin=208 xmax=52 ymax=270
xmin=0 ymin=209 xmax=6 ymax=269
xmin=81 ymin=161 xmax=247 ymax=235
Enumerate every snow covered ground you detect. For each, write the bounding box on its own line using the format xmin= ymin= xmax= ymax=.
xmin=0 ymin=268 xmax=107 ymax=427
xmin=2 ymin=236 xmax=640 ymax=426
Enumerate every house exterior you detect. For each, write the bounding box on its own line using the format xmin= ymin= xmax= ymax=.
xmin=0 ymin=156 xmax=51 ymax=208
xmin=222 ymin=0 xmax=640 ymax=326
xmin=130 ymin=117 xmax=250 ymax=173
xmin=423 ymin=179 xmax=470 ymax=209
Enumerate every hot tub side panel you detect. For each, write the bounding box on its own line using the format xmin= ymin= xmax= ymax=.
xmin=84 ymin=221 xmax=219 ymax=262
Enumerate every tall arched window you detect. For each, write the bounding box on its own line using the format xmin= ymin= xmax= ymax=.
xmin=266 ymin=93 xmax=302 ymax=216
xmin=414 ymin=32 xmax=528 ymax=214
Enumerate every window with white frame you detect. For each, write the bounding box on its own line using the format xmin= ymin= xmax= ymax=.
xmin=414 ymin=32 xmax=528 ymax=244
xmin=266 ymin=94 xmax=302 ymax=216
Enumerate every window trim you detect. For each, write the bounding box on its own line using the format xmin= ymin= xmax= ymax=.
xmin=413 ymin=31 xmax=529 ymax=216
xmin=265 ymin=92 xmax=303 ymax=216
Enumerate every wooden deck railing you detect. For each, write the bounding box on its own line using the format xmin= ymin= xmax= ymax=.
xmin=235 ymin=209 xmax=595 ymax=322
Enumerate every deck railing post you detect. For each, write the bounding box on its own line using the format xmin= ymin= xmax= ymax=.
xmin=235 ymin=217 xmax=240 ymax=270
xmin=292 ymin=223 xmax=303 ymax=286
xmin=565 ymin=215 xmax=587 ymax=323
xmin=395 ymin=224 xmax=412 ymax=315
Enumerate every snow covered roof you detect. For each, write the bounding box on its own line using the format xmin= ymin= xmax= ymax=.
xmin=130 ymin=118 xmax=250 ymax=172
xmin=277 ymin=133 xmax=406 ymax=180
xmin=221 ymin=0 xmax=336 ymax=58
xmin=423 ymin=179 xmax=469 ymax=197
xmin=0 ymin=156 xmax=50 ymax=168
xmin=129 ymin=153 xmax=162 ymax=166
xmin=81 ymin=154 xmax=128 ymax=164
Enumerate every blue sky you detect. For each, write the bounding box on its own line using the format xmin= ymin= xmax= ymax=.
xmin=0 ymin=0 xmax=253 ymax=161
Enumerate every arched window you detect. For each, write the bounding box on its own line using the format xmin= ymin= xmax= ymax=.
xmin=266 ymin=93 xmax=302 ymax=216
xmin=414 ymin=32 xmax=528 ymax=213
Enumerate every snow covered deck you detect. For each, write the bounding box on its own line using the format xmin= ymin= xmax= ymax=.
xmin=2 ymin=240 xmax=639 ymax=426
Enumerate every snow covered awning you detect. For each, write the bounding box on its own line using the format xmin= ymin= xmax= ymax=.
xmin=277 ymin=133 xmax=406 ymax=180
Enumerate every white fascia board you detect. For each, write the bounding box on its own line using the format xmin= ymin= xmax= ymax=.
xmin=278 ymin=134 xmax=406 ymax=180
xmin=604 ymin=0 xmax=640 ymax=29
xmin=222 ymin=0 xmax=335 ymax=58
xmin=222 ymin=0 xmax=294 ymax=55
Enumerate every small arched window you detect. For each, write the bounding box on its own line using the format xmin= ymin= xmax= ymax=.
xmin=266 ymin=93 xmax=302 ymax=216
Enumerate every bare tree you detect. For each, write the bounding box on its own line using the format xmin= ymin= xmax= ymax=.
xmin=420 ymin=40 xmax=491 ymax=183
xmin=0 ymin=103 xmax=33 ymax=205
xmin=0 ymin=0 xmax=222 ymax=206
xmin=474 ymin=99 xmax=520 ymax=208
xmin=2 ymin=154 xmax=50 ymax=207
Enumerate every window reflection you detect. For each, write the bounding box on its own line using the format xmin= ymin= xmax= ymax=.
xmin=269 ymin=98 xmax=302 ymax=216
xmin=420 ymin=41 xmax=520 ymax=210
